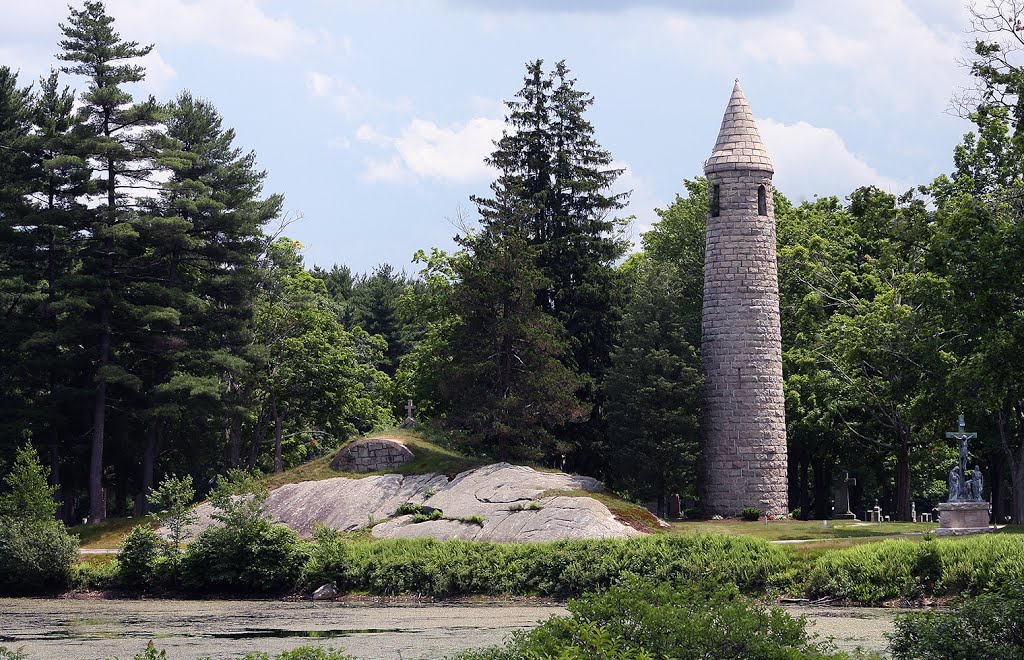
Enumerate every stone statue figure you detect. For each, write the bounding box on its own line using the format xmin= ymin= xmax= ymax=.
xmin=972 ymin=465 xmax=984 ymax=502
xmin=959 ymin=436 xmax=970 ymax=476
xmin=948 ymin=466 xmax=961 ymax=502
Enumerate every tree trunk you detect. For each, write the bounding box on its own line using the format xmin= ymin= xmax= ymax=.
xmin=812 ymin=457 xmax=831 ymax=520
xmin=49 ymin=443 xmax=62 ymax=523
xmin=89 ymin=305 xmax=111 ymax=523
xmin=273 ymin=395 xmax=283 ymax=473
xmin=1013 ymin=463 xmax=1024 ymax=525
xmin=140 ymin=424 xmax=161 ymax=514
xmin=894 ymin=427 xmax=912 ymax=522
xmin=997 ymin=410 xmax=1024 ymax=524
xmin=226 ymin=416 xmax=242 ymax=469
xmin=990 ymin=450 xmax=1005 ymax=524
xmin=797 ymin=453 xmax=809 ymax=519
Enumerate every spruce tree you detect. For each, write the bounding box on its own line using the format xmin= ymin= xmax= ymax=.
xmin=471 ymin=60 xmax=628 ymax=466
xmin=58 ymin=0 xmax=163 ymax=521
xmin=442 ymin=221 xmax=583 ymax=460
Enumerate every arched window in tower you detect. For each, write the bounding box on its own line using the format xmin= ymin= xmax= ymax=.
xmin=710 ymin=184 xmax=720 ymax=217
xmin=757 ymin=185 xmax=767 ymax=216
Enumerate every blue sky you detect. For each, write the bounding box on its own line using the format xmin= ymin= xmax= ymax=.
xmin=2 ymin=0 xmax=975 ymax=274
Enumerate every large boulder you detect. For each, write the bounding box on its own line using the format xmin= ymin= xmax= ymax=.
xmin=172 ymin=463 xmax=646 ymax=543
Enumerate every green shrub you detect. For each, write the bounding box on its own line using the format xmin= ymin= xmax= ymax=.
xmin=741 ymin=506 xmax=762 ymax=521
xmin=299 ymin=532 xmax=789 ymax=598
xmin=0 ymin=520 xmax=79 ymax=593
xmin=454 ymin=577 xmax=868 ymax=659
xmin=888 ymin=582 xmax=1024 ymax=659
xmin=0 ymin=443 xmax=78 ymax=594
xmin=180 ymin=519 xmax=305 ymax=594
xmin=117 ymin=525 xmax=162 ymax=588
xmin=806 ymin=535 xmax=1024 ymax=603
xmin=179 ymin=470 xmax=306 ymax=594
xmin=0 ymin=647 xmax=28 ymax=660
xmin=72 ymin=554 xmax=118 ymax=590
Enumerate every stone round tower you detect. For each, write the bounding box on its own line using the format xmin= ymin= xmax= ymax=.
xmin=700 ymin=80 xmax=788 ymax=517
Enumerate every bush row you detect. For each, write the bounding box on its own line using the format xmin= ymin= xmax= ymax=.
xmin=106 ymin=524 xmax=790 ymax=597
xmin=298 ymin=529 xmax=791 ymax=598
xmin=806 ymin=535 xmax=1024 ymax=603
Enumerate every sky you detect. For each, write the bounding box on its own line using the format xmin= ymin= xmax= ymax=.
xmin=1 ymin=0 xmax=979 ymax=274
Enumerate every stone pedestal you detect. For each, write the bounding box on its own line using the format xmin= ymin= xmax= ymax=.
xmin=935 ymin=501 xmax=991 ymax=536
xmin=833 ymin=511 xmax=858 ymax=520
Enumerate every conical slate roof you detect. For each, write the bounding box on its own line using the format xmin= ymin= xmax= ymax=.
xmin=705 ymin=79 xmax=773 ymax=174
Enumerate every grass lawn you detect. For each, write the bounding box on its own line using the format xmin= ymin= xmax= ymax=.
xmin=669 ymin=518 xmax=938 ymax=541
xmin=70 ymin=516 xmax=152 ymax=549
xmin=260 ymin=428 xmax=488 ymax=490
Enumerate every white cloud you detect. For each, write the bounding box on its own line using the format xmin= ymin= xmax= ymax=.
xmin=305 ymin=71 xmax=411 ymax=120
xmin=611 ymin=161 xmax=662 ymax=252
xmin=758 ymin=118 xmax=907 ymax=199
xmin=663 ymin=0 xmax=965 ymax=114
xmin=356 ymin=116 xmax=506 ymax=184
xmin=306 ymin=71 xmax=333 ymax=97
xmin=137 ymin=50 xmax=178 ymax=94
xmin=107 ymin=0 xmax=315 ymax=60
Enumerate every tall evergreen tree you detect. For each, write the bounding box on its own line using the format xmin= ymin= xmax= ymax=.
xmin=471 ymin=59 xmax=628 ymax=467
xmin=603 ymin=263 xmax=701 ymax=510
xmin=58 ymin=0 xmax=163 ymax=521
xmin=131 ymin=91 xmax=278 ymax=505
xmin=440 ymin=222 xmax=584 ymax=460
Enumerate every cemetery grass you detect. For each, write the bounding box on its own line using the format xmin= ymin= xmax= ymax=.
xmin=260 ymin=428 xmax=488 ymax=490
xmin=669 ymin=519 xmax=938 ymax=541
xmin=71 ymin=517 xmax=154 ymax=549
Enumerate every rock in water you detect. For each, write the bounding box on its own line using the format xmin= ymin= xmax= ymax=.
xmin=312 ymin=583 xmax=338 ymax=600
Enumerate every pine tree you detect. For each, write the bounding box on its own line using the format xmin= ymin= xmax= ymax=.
xmin=58 ymin=0 xmax=163 ymax=522
xmin=470 ymin=59 xmax=628 ymax=466
xmin=131 ymin=91 xmax=279 ymax=497
xmin=0 ymin=67 xmax=38 ymax=446
xmin=441 ymin=215 xmax=584 ymax=460
xmin=603 ymin=264 xmax=702 ymax=509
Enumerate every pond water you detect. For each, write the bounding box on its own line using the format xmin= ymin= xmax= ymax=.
xmin=0 ymin=598 xmax=896 ymax=659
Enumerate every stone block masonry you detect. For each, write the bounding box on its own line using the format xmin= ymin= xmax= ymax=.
xmin=700 ymin=80 xmax=788 ymax=516
xmin=331 ymin=437 xmax=415 ymax=473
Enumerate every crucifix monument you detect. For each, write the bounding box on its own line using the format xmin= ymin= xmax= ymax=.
xmin=936 ymin=414 xmax=991 ymax=535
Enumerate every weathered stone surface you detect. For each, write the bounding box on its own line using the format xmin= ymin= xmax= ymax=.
xmin=312 ymin=583 xmax=338 ymax=600
xmin=935 ymin=501 xmax=991 ymax=536
xmin=373 ymin=495 xmax=641 ymax=542
xmin=330 ymin=437 xmax=415 ymax=473
xmin=171 ymin=463 xmax=642 ymax=542
xmin=174 ymin=472 xmax=447 ymax=540
xmin=701 ymin=80 xmax=788 ymax=516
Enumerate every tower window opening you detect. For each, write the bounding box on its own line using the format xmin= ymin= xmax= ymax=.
xmin=758 ymin=185 xmax=767 ymax=216
xmin=710 ymin=184 xmax=720 ymax=217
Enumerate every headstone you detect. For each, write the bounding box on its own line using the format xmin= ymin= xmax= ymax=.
xmin=869 ymin=505 xmax=882 ymax=523
xmin=833 ymin=472 xmax=858 ymax=520
xmin=667 ymin=494 xmax=682 ymax=520
xmin=399 ymin=399 xmax=416 ymax=429
xmin=911 ymin=501 xmax=917 ymax=523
